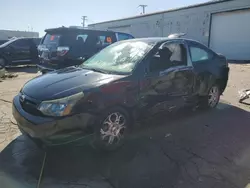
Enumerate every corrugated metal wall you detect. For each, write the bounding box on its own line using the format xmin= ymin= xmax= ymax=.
xmin=89 ymin=0 xmax=250 ymax=47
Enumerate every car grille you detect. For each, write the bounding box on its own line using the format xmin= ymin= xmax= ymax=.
xmin=19 ymin=94 xmax=44 ymax=116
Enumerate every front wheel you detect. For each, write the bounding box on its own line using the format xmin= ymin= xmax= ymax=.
xmin=92 ymin=107 xmax=130 ymax=151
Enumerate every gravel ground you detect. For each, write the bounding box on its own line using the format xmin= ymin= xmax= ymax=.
xmin=0 ymin=66 xmax=39 ymax=150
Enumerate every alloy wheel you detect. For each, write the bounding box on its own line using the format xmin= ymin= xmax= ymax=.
xmin=100 ymin=112 xmax=126 ymax=145
xmin=208 ymin=85 xmax=220 ymax=108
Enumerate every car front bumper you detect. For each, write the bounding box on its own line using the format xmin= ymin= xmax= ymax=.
xmin=12 ymin=95 xmax=96 ymax=146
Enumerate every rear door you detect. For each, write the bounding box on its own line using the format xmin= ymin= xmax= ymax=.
xmin=8 ymin=39 xmax=31 ymax=64
xmin=188 ymin=41 xmax=220 ymax=95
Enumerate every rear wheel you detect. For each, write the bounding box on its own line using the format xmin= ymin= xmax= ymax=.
xmin=92 ymin=107 xmax=130 ymax=151
xmin=199 ymin=84 xmax=220 ymax=109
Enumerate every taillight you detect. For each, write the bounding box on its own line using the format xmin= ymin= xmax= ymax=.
xmin=57 ymin=46 xmax=69 ymax=56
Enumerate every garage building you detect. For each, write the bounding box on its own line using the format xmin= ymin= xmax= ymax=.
xmin=88 ymin=0 xmax=250 ymax=60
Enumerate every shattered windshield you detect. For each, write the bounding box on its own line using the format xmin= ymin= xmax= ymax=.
xmin=80 ymin=40 xmax=153 ymax=74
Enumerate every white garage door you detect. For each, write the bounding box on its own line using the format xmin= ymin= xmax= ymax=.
xmin=209 ymin=9 xmax=250 ymax=60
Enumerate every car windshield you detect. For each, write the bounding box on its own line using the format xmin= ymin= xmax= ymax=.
xmin=80 ymin=40 xmax=153 ymax=74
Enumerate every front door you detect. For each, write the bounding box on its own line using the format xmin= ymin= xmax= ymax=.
xmin=139 ymin=41 xmax=195 ymax=115
xmin=8 ymin=39 xmax=31 ymax=64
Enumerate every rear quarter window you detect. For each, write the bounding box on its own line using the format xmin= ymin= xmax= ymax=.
xmin=116 ymin=32 xmax=134 ymax=41
xmin=189 ymin=42 xmax=214 ymax=63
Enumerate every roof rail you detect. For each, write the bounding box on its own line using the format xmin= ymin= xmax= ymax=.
xmin=167 ymin=33 xmax=186 ymax=39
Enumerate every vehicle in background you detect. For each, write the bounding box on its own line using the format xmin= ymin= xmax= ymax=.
xmin=13 ymin=36 xmax=229 ymax=150
xmin=0 ymin=37 xmax=41 ymax=68
xmin=37 ymin=26 xmax=134 ymax=74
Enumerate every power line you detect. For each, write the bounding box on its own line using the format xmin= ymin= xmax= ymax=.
xmin=81 ymin=16 xmax=87 ymax=27
xmin=138 ymin=4 xmax=147 ymax=14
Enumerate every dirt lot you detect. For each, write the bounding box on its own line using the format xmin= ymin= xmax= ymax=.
xmin=1 ymin=64 xmax=250 ymax=188
xmin=0 ymin=66 xmax=39 ymax=150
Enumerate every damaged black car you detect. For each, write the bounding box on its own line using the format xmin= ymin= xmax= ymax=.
xmin=12 ymin=37 xmax=229 ymax=150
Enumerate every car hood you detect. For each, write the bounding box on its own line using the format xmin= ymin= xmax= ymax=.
xmin=21 ymin=66 xmax=125 ymax=100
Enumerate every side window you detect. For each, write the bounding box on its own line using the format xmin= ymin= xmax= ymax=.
xmin=149 ymin=43 xmax=187 ymax=72
xmin=167 ymin=43 xmax=185 ymax=63
xmin=11 ymin=39 xmax=29 ymax=49
xmin=84 ymin=32 xmax=115 ymax=48
xmin=117 ymin=33 xmax=134 ymax=41
xmin=98 ymin=35 xmax=113 ymax=46
xmin=189 ymin=46 xmax=213 ymax=63
xmin=76 ymin=34 xmax=88 ymax=42
xmin=75 ymin=34 xmax=88 ymax=48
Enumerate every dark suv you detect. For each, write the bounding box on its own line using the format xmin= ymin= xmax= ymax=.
xmin=0 ymin=37 xmax=41 ymax=68
xmin=37 ymin=26 xmax=134 ymax=73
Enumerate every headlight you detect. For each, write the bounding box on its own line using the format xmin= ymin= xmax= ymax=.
xmin=38 ymin=92 xmax=84 ymax=117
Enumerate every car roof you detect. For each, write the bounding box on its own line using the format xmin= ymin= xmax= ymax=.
xmin=123 ymin=37 xmax=202 ymax=45
xmin=45 ymin=26 xmax=115 ymax=34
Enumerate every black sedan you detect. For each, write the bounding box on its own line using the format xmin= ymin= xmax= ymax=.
xmin=12 ymin=37 xmax=229 ymax=150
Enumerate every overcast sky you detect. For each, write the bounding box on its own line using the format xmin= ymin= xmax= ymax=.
xmin=0 ymin=0 xmax=208 ymax=36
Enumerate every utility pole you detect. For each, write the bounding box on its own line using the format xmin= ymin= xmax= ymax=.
xmin=138 ymin=5 xmax=147 ymax=14
xmin=81 ymin=16 xmax=87 ymax=27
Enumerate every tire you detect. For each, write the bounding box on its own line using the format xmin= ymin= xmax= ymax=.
xmin=199 ymin=84 xmax=220 ymax=109
xmin=92 ymin=107 xmax=131 ymax=151
xmin=0 ymin=58 xmax=6 ymax=69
